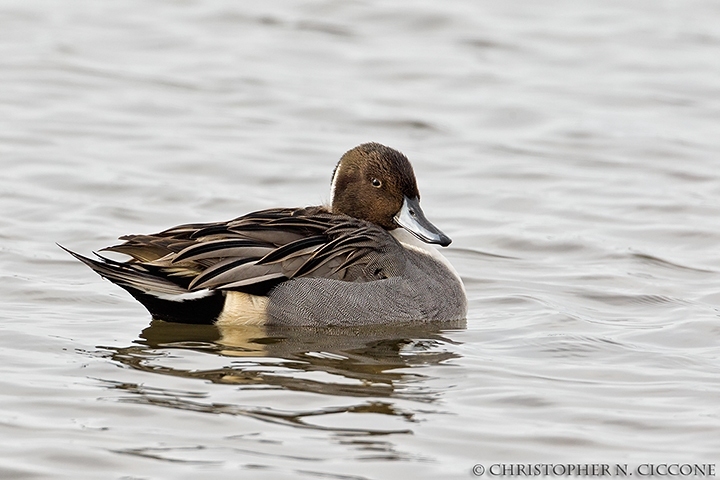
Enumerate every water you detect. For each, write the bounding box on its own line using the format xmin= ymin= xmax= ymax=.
xmin=2 ymin=0 xmax=719 ymax=478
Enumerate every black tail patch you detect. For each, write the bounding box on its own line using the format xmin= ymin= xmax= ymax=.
xmin=122 ymin=285 xmax=225 ymax=325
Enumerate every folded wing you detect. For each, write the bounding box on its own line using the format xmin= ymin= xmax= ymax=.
xmin=72 ymin=206 xmax=406 ymax=297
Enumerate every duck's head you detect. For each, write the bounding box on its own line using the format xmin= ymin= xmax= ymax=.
xmin=330 ymin=142 xmax=452 ymax=247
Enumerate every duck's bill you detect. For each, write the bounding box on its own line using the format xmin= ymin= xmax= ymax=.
xmin=394 ymin=196 xmax=452 ymax=247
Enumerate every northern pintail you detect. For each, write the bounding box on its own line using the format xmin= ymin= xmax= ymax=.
xmin=63 ymin=143 xmax=467 ymax=326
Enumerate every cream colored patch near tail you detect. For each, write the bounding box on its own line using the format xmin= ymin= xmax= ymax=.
xmin=215 ymin=291 xmax=269 ymax=326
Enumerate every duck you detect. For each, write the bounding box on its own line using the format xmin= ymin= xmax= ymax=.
xmin=62 ymin=142 xmax=467 ymax=326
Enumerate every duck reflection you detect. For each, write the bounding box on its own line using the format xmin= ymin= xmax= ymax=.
xmin=114 ymin=320 xmax=464 ymax=398
xmin=103 ymin=320 xmax=464 ymax=437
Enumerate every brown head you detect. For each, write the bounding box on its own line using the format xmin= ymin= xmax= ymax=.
xmin=330 ymin=142 xmax=451 ymax=246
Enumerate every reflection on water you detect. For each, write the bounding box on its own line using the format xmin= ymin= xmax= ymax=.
xmin=99 ymin=319 xmax=465 ymax=435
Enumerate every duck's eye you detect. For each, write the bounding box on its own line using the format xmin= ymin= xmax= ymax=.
xmin=371 ymin=178 xmax=382 ymax=188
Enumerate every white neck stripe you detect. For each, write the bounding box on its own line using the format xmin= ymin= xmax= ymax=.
xmin=329 ymin=164 xmax=341 ymax=213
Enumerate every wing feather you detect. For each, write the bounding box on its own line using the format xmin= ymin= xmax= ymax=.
xmin=70 ymin=206 xmax=407 ymax=296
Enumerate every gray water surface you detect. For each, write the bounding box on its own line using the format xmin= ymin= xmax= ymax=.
xmin=1 ymin=1 xmax=719 ymax=479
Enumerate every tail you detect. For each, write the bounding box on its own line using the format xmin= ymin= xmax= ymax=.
xmin=59 ymin=244 xmax=225 ymax=324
